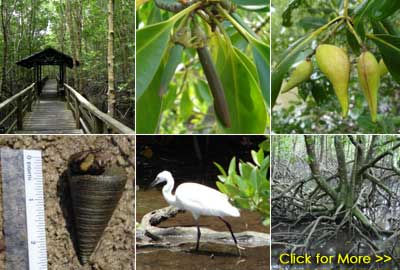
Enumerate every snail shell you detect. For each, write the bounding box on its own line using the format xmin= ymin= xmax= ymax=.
xmin=68 ymin=166 xmax=127 ymax=264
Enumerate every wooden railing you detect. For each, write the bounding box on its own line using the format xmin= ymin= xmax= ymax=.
xmin=64 ymin=83 xmax=134 ymax=134
xmin=0 ymin=83 xmax=37 ymax=133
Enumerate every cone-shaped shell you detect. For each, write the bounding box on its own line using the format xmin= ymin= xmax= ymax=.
xmin=282 ymin=60 xmax=313 ymax=93
xmin=316 ymin=44 xmax=350 ymax=118
xmin=68 ymin=167 xmax=127 ymax=264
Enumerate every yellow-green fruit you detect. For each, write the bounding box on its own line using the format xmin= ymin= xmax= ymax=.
xmin=378 ymin=59 xmax=389 ymax=76
xmin=316 ymin=44 xmax=350 ymax=118
xmin=357 ymin=51 xmax=380 ymax=122
xmin=281 ymin=60 xmax=313 ymax=93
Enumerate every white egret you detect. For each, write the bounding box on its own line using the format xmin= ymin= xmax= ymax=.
xmin=150 ymin=170 xmax=244 ymax=254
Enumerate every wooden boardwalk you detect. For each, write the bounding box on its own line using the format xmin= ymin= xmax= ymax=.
xmin=17 ymin=79 xmax=83 ymax=134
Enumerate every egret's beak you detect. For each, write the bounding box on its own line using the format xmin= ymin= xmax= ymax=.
xmin=150 ymin=177 xmax=160 ymax=188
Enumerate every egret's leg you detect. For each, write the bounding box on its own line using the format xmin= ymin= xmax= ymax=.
xmin=218 ymin=217 xmax=245 ymax=255
xmin=195 ymin=220 xmax=201 ymax=251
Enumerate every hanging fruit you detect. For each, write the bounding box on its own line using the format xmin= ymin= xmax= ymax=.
xmin=316 ymin=44 xmax=350 ymax=118
xmin=357 ymin=51 xmax=380 ymax=122
xmin=281 ymin=59 xmax=313 ymax=94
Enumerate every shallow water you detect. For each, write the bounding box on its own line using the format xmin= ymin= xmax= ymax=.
xmin=136 ymin=189 xmax=270 ymax=270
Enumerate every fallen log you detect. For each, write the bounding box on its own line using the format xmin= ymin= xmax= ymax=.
xmin=137 ymin=206 xmax=270 ymax=249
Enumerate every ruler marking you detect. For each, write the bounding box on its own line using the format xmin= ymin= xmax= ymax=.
xmin=24 ymin=150 xmax=48 ymax=270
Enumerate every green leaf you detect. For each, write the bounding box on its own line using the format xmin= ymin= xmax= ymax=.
xmin=147 ymin=3 xmax=162 ymax=25
xmin=161 ymin=84 xmax=178 ymax=110
xmin=258 ymin=139 xmax=270 ymax=152
xmin=368 ymin=32 xmax=400 ymax=83
xmin=214 ymin=162 xmax=227 ymax=176
xmin=282 ymin=0 xmax=305 ymax=27
xmin=381 ymin=19 xmax=400 ymax=36
xmin=237 ymin=5 xmax=269 ymax=12
xmin=228 ymin=157 xmax=237 ymax=176
xmin=232 ymin=174 xmax=249 ymax=196
xmin=250 ymin=168 xmax=259 ymax=199
xmin=137 ymin=20 xmax=175 ymax=99
xmin=194 ymin=79 xmax=213 ymax=104
xmin=216 ymin=181 xmax=229 ymax=195
xmin=229 ymin=13 xmax=270 ymax=104
xmin=137 ymin=65 xmax=164 ymax=133
xmin=355 ymin=0 xmax=400 ymax=22
xmin=234 ymin=197 xmax=251 ymax=210
xmin=217 ymin=175 xmax=228 ymax=184
xmin=298 ymin=17 xmax=327 ymax=32
xmin=137 ymin=4 xmax=200 ymax=99
xmin=231 ymin=0 xmax=268 ymax=6
xmin=223 ymin=183 xmax=242 ymax=197
xmin=252 ymin=41 xmax=270 ymax=105
xmin=257 ymin=149 xmax=264 ymax=165
xmin=159 ymin=44 xmax=184 ymax=96
xmin=251 ymin=150 xmax=260 ymax=166
xmin=271 ymin=35 xmax=311 ymax=107
xmin=239 ymin=162 xmax=252 ymax=179
xmin=346 ymin=28 xmax=361 ymax=55
xmin=215 ymin=37 xmax=268 ymax=133
xmin=259 ymin=157 xmax=269 ymax=177
xmin=179 ymin=88 xmax=193 ymax=121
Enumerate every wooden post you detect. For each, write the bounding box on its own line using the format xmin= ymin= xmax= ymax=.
xmin=57 ymin=65 xmax=61 ymax=93
xmin=94 ymin=117 xmax=104 ymax=134
xmin=66 ymin=86 xmax=71 ymax=109
xmin=34 ymin=65 xmax=39 ymax=94
xmin=39 ymin=65 xmax=42 ymax=94
xmin=17 ymin=96 xmax=23 ymax=130
xmin=73 ymin=97 xmax=80 ymax=129
xmin=27 ymin=89 xmax=32 ymax=112
xmin=62 ymin=64 xmax=66 ymax=96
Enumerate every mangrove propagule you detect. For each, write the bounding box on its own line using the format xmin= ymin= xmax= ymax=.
xmin=316 ymin=44 xmax=350 ymax=118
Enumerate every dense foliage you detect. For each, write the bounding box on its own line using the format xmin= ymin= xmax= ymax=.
xmin=0 ymin=0 xmax=134 ymax=127
xmin=215 ymin=138 xmax=270 ymax=226
xmin=137 ymin=0 xmax=270 ymax=134
xmin=272 ymin=0 xmax=400 ymax=134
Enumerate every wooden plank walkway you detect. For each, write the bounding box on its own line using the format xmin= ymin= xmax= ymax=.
xmin=17 ymin=79 xmax=83 ymax=134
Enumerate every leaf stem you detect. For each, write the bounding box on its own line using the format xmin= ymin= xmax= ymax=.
xmin=346 ymin=19 xmax=365 ymax=50
xmin=342 ymin=0 xmax=365 ymax=50
xmin=216 ymin=4 xmax=257 ymax=44
xmin=344 ymin=0 xmax=349 ymax=17
xmin=275 ymin=16 xmax=345 ymax=70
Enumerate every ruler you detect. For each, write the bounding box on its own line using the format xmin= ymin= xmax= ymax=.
xmin=1 ymin=149 xmax=48 ymax=270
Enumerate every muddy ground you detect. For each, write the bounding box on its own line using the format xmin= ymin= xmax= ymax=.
xmin=0 ymin=135 xmax=135 ymax=270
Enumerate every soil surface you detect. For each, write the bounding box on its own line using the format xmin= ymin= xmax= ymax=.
xmin=0 ymin=135 xmax=135 ymax=270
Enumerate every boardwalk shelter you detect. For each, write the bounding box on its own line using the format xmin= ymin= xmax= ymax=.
xmin=0 ymin=47 xmax=133 ymax=134
xmin=16 ymin=47 xmax=79 ymax=95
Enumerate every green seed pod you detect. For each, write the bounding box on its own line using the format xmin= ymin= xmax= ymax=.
xmin=197 ymin=46 xmax=231 ymax=128
xmin=281 ymin=60 xmax=313 ymax=93
xmin=358 ymin=51 xmax=380 ymax=122
xmin=316 ymin=44 xmax=350 ymax=118
xmin=378 ymin=59 xmax=389 ymax=77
